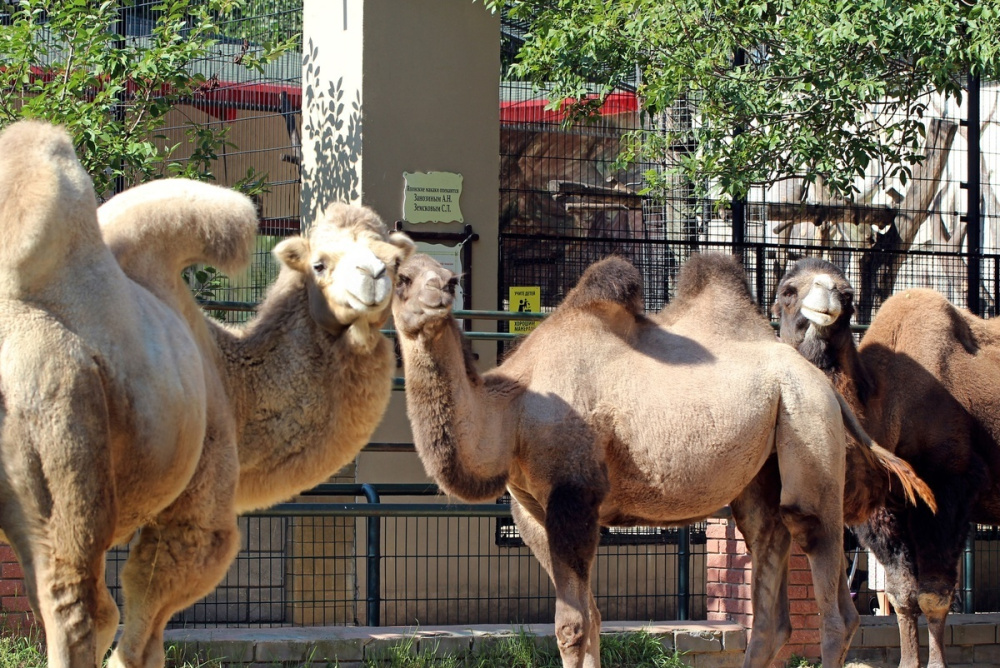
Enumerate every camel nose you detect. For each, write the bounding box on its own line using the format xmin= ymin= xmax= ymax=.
xmin=813 ymin=274 xmax=834 ymax=290
xmin=359 ymin=263 xmax=387 ymax=281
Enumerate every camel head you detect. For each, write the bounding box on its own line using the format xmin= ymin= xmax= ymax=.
xmin=274 ymin=203 xmax=415 ymax=349
xmin=392 ymin=253 xmax=460 ymax=338
xmin=773 ymin=257 xmax=855 ymax=365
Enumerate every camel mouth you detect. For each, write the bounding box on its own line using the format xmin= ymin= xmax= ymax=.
xmin=418 ymin=303 xmax=453 ymax=319
xmin=800 ymin=305 xmax=836 ymax=327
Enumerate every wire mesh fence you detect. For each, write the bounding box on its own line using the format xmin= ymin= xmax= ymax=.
xmin=104 ymin=486 xmax=708 ymax=629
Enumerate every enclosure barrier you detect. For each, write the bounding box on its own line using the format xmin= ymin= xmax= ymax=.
xmin=240 ymin=483 xmax=717 ymax=626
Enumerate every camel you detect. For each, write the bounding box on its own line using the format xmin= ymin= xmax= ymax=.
xmin=392 ymin=251 xmax=935 ymax=668
xmin=774 ymin=257 xmax=1000 ymax=668
xmin=0 ymin=121 xmax=258 ymax=667
xmin=100 ymin=191 xmax=416 ymax=512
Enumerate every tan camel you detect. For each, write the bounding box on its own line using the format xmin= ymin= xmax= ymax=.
xmin=392 ymin=251 xmax=935 ymax=668
xmin=774 ymin=257 xmax=1000 ymax=668
xmin=0 ymin=121 xmax=258 ymax=667
xmin=100 ymin=193 xmax=415 ymax=512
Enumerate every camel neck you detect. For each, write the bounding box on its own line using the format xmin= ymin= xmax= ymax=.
xmin=399 ymin=320 xmax=510 ymax=502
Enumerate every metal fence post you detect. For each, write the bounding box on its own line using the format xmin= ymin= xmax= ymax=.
xmin=966 ymin=71 xmax=982 ymax=315
xmin=677 ymin=525 xmax=690 ymax=621
xmin=963 ymin=524 xmax=976 ymax=614
xmin=362 ymin=483 xmax=381 ymax=626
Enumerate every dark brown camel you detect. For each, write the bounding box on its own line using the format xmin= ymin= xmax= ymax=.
xmin=393 ymin=252 xmax=934 ymax=668
xmin=774 ymin=256 xmax=1000 ymax=668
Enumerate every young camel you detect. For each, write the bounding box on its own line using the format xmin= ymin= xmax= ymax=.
xmin=100 ymin=189 xmax=415 ymax=512
xmin=0 ymin=121 xmax=257 ymax=667
xmin=774 ymin=257 xmax=1000 ymax=668
xmin=392 ymin=252 xmax=935 ymax=668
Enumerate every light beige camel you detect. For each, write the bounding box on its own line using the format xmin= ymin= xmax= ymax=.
xmin=0 ymin=121 xmax=258 ymax=668
xmin=100 ymin=193 xmax=415 ymax=512
xmin=392 ymin=252 xmax=935 ymax=668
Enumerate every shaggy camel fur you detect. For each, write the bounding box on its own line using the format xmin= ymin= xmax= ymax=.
xmin=775 ymin=257 xmax=1000 ymax=668
xmin=392 ymin=252 xmax=934 ymax=668
xmin=101 ymin=194 xmax=415 ymax=511
xmin=0 ymin=121 xmax=257 ymax=668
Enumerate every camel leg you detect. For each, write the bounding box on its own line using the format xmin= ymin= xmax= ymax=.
xmin=775 ymin=394 xmax=859 ymax=668
xmin=109 ymin=434 xmax=239 ymax=668
xmin=0 ymin=371 xmax=118 ymax=668
xmin=511 ymin=485 xmax=603 ymax=668
xmin=730 ymin=458 xmax=793 ymax=668
xmin=855 ymin=508 xmax=921 ymax=668
xmin=912 ymin=477 xmax=976 ymax=668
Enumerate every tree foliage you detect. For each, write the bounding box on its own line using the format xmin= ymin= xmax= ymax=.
xmin=488 ymin=0 xmax=1000 ymax=200
xmin=0 ymin=0 xmax=295 ymax=198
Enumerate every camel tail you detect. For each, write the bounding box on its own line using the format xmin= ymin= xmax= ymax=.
xmin=99 ymin=178 xmax=258 ymax=283
xmin=835 ymin=392 xmax=937 ymax=513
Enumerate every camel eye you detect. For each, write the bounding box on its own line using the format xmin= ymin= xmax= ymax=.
xmin=312 ymin=261 xmax=326 ymax=275
xmin=445 ymin=277 xmax=458 ymax=294
xmin=397 ymin=274 xmax=412 ymax=287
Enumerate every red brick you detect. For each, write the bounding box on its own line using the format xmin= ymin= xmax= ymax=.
xmin=790 ymin=599 xmax=819 ymax=615
xmin=706 ymin=582 xmax=733 ymax=599
xmin=2 ymin=562 xmax=23 ymax=579
xmin=706 ymin=553 xmax=733 ymax=569
xmin=721 ymin=598 xmax=754 ymax=615
xmin=0 ymin=579 xmax=24 ymax=597
xmin=2 ymin=595 xmax=34 ymax=612
xmin=789 ymin=570 xmax=814 ymax=585
xmin=731 ymin=554 xmax=752 ymax=569
xmin=0 ymin=545 xmax=16 ymax=562
xmin=786 ymin=585 xmax=809 ymax=600
xmin=790 ymin=629 xmax=821 ymax=644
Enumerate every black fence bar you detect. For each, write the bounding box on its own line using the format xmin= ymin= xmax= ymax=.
xmin=362 ymin=483 xmax=381 ymax=626
xmin=677 ymin=525 xmax=690 ymax=621
xmin=965 ymin=529 xmax=976 ymax=614
xmin=967 ymin=71 xmax=982 ymax=315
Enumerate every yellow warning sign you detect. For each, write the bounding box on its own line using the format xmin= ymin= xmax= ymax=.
xmin=509 ymin=286 xmax=541 ymax=334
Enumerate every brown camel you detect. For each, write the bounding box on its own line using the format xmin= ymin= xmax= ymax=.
xmin=774 ymin=257 xmax=1000 ymax=668
xmin=392 ymin=251 xmax=934 ymax=668
xmin=0 ymin=121 xmax=257 ymax=667
xmin=100 ymin=192 xmax=415 ymax=512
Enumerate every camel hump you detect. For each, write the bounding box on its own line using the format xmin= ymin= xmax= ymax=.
xmin=99 ymin=178 xmax=258 ymax=285
xmin=0 ymin=121 xmax=103 ymax=297
xmin=676 ymin=253 xmax=754 ymax=303
xmin=560 ymin=256 xmax=644 ymax=315
xmin=876 ymin=288 xmax=979 ymax=355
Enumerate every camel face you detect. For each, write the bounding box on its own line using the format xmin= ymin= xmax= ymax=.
xmin=393 ymin=254 xmax=459 ymax=337
xmin=275 ymin=203 xmax=415 ymax=345
xmin=774 ymin=257 xmax=855 ymax=348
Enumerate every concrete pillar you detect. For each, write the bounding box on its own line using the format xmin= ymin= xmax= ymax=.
xmin=302 ymin=0 xmax=500 ymax=370
xmin=299 ymin=2 xmax=502 ymax=622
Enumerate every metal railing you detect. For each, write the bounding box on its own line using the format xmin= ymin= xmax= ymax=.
xmin=243 ymin=483 xmax=713 ymax=625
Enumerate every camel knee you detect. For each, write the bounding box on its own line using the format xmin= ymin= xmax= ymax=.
xmin=918 ymin=591 xmax=953 ymax=623
xmin=555 ymin=606 xmax=596 ymax=668
xmin=779 ymin=504 xmax=824 ymax=553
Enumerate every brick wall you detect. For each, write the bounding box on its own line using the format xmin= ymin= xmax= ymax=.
xmin=0 ymin=542 xmax=38 ymax=636
xmin=706 ymin=518 xmax=821 ymax=665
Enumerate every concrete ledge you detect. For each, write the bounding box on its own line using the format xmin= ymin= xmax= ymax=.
xmin=160 ymin=614 xmax=1000 ymax=668
xmin=845 ymin=613 xmax=1000 ymax=668
xmin=163 ymin=621 xmax=746 ymax=668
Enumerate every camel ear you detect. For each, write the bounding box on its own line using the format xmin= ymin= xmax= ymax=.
xmin=388 ymin=231 xmax=416 ymax=259
xmin=274 ymin=237 xmax=311 ymax=273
